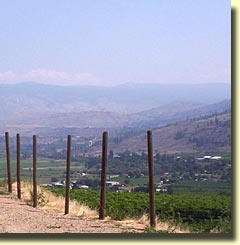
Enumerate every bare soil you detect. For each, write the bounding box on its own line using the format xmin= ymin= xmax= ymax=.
xmin=0 ymin=192 xmax=145 ymax=233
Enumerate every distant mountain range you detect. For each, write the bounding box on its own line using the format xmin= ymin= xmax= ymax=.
xmin=0 ymin=82 xmax=230 ymax=114
xmin=0 ymin=82 xmax=231 ymax=135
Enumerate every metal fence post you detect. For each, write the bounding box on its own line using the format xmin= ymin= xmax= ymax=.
xmin=16 ymin=133 xmax=21 ymax=199
xmin=33 ymin=135 xmax=37 ymax=208
xmin=5 ymin=132 xmax=12 ymax=193
xmin=147 ymin=130 xmax=156 ymax=228
xmin=99 ymin=131 xmax=108 ymax=220
xmin=65 ymin=135 xmax=71 ymax=215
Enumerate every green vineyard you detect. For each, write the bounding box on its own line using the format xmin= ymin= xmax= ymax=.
xmin=49 ymin=188 xmax=231 ymax=233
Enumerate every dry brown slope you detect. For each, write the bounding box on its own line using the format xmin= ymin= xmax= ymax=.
xmin=108 ymin=113 xmax=231 ymax=154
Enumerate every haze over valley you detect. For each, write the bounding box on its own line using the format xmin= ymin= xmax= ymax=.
xmin=0 ymin=82 xmax=230 ymax=132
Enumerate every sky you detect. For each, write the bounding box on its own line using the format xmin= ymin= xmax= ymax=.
xmin=0 ymin=0 xmax=231 ymax=86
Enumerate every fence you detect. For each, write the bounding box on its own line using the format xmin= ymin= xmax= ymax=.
xmin=2 ymin=131 xmax=156 ymax=228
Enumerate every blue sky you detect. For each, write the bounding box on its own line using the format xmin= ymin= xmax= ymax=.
xmin=0 ymin=0 xmax=230 ymax=86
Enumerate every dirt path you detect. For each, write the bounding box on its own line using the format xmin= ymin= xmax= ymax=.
xmin=0 ymin=193 xmax=145 ymax=233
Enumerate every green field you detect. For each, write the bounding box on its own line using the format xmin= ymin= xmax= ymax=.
xmin=0 ymin=155 xmax=231 ymax=195
xmin=49 ymin=188 xmax=231 ymax=233
xmin=170 ymin=180 xmax=231 ymax=195
xmin=0 ymin=158 xmax=84 ymax=184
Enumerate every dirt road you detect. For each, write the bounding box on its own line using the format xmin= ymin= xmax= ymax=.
xmin=0 ymin=193 xmax=145 ymax=233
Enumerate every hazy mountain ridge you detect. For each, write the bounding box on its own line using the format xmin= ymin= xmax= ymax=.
xmin=132 ymin=99 xmax=231 ymax=128
xmin=0 ymin=82 xmax=230 ymax=116
xmin=0 ymin=99 xmax=231 ymax=137
xmin=0 ymin=82 xmax=231 ymax=135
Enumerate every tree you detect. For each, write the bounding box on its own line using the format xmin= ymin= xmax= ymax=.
xmin=155 ymin=153 xmax=160 ymax=163
xmin=124 ymin=179 xmax=130 ymax=185
xmin=167 ymin=186 xmax=173 ymax=194
xmin=51 ymin=177 xmax=58 ymax=183
xmin=128 ymin=172 xmax=135 ymax=178
xmin=175 ymin=130 xmax=185 ymax=140
xmin=109 ymin=150 xmax=114 ymax=159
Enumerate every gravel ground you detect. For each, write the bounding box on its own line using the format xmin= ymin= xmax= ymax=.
xmin=0 ymin=193 xmax=145 ymax=234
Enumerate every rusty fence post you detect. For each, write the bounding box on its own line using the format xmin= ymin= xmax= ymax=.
xmin=5 ymin=132 xmax=12 ymax=193
xmin=33 ymin=135 xmax=37 ymax=208
xmin=99 ymin=131 xmax=108 ymax=220
xmin=65 ymin=135 xmax=71 ymax=215
xmin=147 ymin=130 xmax=156 ymax=228
xmin=16 ymin=133 xmax=21 ymax=199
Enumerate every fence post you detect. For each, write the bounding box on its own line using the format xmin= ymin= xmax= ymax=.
xmin=65 ymin=135 xmax=71 ymax=215
xmin=99 ymin=132 xmax=108 ymax=220
xmin=33 ymin=135 xmax=37 ymax=208
xmin=16 ymin=133 xmax=21 ymax=199
xmin=5 ymin=132 xmax=12 ymax=193
xmin=147 ymin=130 xmax=156 ymax=228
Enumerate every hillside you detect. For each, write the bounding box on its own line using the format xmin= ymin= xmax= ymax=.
xmin=131 ymin=99 xmax=231 ymax=128
xmin=106 ymin=113 xmax=231 ymax=154
xmin=0 ymin=82 xmax=230 ymax=117
xmin=0 ymin=98 xmax=230 ymax=136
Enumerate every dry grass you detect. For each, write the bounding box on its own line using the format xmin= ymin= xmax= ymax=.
xmin=41 ymin=191 xmax=98 ymax=218
xmin=118 ymin=214 xmax=189 ymax=233
xmin=11 ymin=181 xmax=98 ymax=218
xmin=11 ymin=182 xmax=189 ymax=233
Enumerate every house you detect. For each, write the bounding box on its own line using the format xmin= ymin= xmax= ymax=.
xmin=51 ymin=182 xmax=64 ymax=188
xmin=106 ymin=181 xmax=120 ymax=187
xmin=211 ymin=156 xmax=222 ymax=160
xmin=77 ymin=185 xmax=89 ymax=189
xmin=204 ymin=156 xmax=212 ymax=159
xmin=156 ymin=188 xmax=167 ymax=192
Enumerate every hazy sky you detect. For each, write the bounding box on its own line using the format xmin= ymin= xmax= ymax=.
xmin=0 ymin=0 xmax=230 ymax=86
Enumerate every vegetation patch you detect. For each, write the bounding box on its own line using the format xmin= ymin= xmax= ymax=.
xmin=49 ymin=188 xmax=231 ymax=233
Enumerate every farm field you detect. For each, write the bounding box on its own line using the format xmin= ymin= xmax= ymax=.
xmin=170 ymin=180 xmax=231 ymax=195
xmin=49 ymin=188 xmax=231 ymax=233
xmin=0 ymin=149 xmax=232 ymax=194
xmin=0 ymin=157 xmax=85 ymax=184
